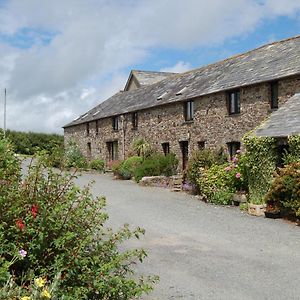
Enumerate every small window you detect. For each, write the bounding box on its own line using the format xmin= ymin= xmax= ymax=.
xmin=157 ymin=91 xmax=168 ymax=100
xmin=95 ymin=120 xmax=99 ymax=135
xmin=162 ymin=142 xmax=170 ymax=156
xmin=86 ymin=122 xmax=90 ymax=136
xmin=176 ymin=86 xmax=187 ymax=96
xmin=270 ymin=81 xmax=278 ymax=109
xmin=184 ymin=100 xmax=194 ymax=121
xmin=227 ymin=90 xmax=240 ymax=115
xmin=87 ymin=142 xmax=91 ymax=157
xmin=198 ymin=141 xmax=205 ymax=150
xmin=227 ymin=142 xmax=240 ymax=159
xmin=132 ymin=112 xmax=138 ymax=129
xmin=112 ymin=116 xmax=119 ymax=131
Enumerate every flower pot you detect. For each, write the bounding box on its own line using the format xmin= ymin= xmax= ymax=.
xmin=248 ymin=203 xmax=266 ymax=217
xmin=264 ymin=211 xmax=281 ymax=219
xmin=232 ymin=193 xmax=247 ymax=206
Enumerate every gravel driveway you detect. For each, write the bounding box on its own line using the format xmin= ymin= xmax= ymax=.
xmin=74 ymin=172 xmax=300 ymax=300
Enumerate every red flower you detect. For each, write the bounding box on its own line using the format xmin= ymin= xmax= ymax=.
xmin=31 ymin=204 xmax=38 ymax=218
xmin=16 ymin=219 xmax=25 ymax=230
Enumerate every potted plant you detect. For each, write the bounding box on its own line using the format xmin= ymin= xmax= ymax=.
xmin=248 ymin=198 xmax=267 ymax=217
xmin=264 ymin=200 xmax=281 ymax=219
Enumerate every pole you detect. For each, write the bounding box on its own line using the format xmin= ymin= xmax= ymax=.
xmin=3 ymin=88 xmax=6 ymax=138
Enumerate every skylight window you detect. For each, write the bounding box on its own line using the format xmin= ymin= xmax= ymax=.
xmin=157 ymin=91 xmax=168 ymax=100
xmin=81 ymin=113 xmax=88 ymax=119
xmin=93 ymin=110 xmax=100 ymax=116
xmin=176 ymin=86 xmax=188 ymax=96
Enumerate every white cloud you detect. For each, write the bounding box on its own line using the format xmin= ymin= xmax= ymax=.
xmin=160 ymin=61 xmax=192 ymax=73
xmin=0 ymin=0 xmax=299 ymax=133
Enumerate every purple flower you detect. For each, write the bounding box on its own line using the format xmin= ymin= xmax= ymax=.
xmin=19 ymin=249 xmax=27 ymax=258
xmin=235 ymin=172 xmax=241 ymax=179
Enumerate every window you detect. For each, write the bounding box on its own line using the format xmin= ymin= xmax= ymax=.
xmin=198 ymin=141 xmax=205 ymax=150
xmin=270 ymin=81 xmax=279 ymax=109
xmin=227 ymin=90 xmax=240 ymax=115
xmin=184 ymin=100 xmax=194 ymax=121
xmin=86 ymin=122 xmax=90 ymax=136
xmin=132 ymin=112 xmax=138 ymax=129
xmin=95 ymin=120 xmax=99 ymax=135
xmin=87 ymin=142 xmax=91 ymax=158
xmin=112 ymin=116 xmax=119 ymax=131
xmin=162 ymin=142 xmax=170 ymax=156
xmin=107 ymin=141 xmax=118 ymax=161
xmin=227 ymin=142 xmax=240 ymax=159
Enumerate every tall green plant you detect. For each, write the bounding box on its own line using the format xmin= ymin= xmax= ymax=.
xmin=283 ymin=135 xmax=300 ymax=164
xmin=242 ymin=134 xmax=277 ymax=204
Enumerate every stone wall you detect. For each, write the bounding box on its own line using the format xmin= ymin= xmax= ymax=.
xmin=64 ymin=75 xmax=300 ymax=170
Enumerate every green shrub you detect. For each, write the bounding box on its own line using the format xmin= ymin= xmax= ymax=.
xmin=89 ymin=158 xmax=105 ymax=171
xmin=0 ymin=139 xmax=157 ymax=298
xmin=134 ymin=154 xmax=178 ymax=182
xmin=210 ymin=190 xmax=234 ymax=205
xmin=134 ymin=158 xmax=161 ymax=183
xmin=6 ymin=130 xmax=63 ymax=156
xmin=265 ymin=162 xmax=300 ymax=217
xmin=119 ymin=156 xmax=143 ymax=179
xmin=187 ymin=149 xmax=215 ymax=188
xmin=64 ymin=140 xmax=87 ymax=169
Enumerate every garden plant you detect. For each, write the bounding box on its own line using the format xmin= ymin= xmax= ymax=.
xmin=0 ymin=138 xmax=157 ymax=299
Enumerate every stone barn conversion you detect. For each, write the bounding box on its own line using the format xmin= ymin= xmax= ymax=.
xmin=63 ymin=35 xmax=300 ymax=170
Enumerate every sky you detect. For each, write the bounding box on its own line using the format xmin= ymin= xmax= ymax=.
xmin=0 ymin=0 xmax=300 ymax=134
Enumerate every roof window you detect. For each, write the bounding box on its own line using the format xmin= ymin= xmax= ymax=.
xmin=176 ymin=86 xmax=188 ymax=96
xmin=157 ymin=91 xmax=168 ymax=100
xmin=92 ymin=110 xmax=100 ymax=116
xmin=81 ymin=113 xmax=88 ymax=119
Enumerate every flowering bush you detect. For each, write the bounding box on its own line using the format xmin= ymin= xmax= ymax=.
xmin=0 ymin=138 xmax=157 ymax=299
xmin=195 ymin=152 xmax=245 ymax=205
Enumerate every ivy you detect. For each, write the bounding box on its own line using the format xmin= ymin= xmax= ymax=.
xmin=242 ymin=133 xmax=277 ymax=204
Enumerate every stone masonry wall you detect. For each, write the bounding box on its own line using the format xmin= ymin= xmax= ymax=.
xmin=64 ymin=75 xmax=300 ymax=170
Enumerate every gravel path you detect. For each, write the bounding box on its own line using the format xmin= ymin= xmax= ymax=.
xmin=74 ymin=172 xmax=300 ymax=300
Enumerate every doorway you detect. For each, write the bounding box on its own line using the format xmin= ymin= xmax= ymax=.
xmin=180 ymin=141 xmax=189 ymax=171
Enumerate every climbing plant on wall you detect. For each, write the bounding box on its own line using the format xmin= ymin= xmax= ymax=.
xmin=242 ymin=133 xmax=277 ymax=204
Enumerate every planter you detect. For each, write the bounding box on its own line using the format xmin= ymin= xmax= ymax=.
xmin=264 ymin=211 xmax=282 ymax=219
xmin=232 ymin=193 xmax=247 ymax=206
xmin=248 ymin=203 xmax=266 ymax=217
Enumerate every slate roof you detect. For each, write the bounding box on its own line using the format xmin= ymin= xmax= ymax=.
xmin=124 ymin=70 xmax=177 ymax=90
xmin=64 ymin=35 xmax=300 ymax=128
xmin=255 ymin=93 xmax=300 ymax=137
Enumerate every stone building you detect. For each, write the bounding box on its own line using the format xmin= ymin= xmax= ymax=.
xmin=63 ymin=35 xmax=300 ymax=170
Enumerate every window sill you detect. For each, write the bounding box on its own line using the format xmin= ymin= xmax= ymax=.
xmin=226 ymin=113 xmax=241 ymax=117
xmin=268 ymin=108 xmax=278 ymax=113
xmin=182 ymin=120 xmax=194 ymax=125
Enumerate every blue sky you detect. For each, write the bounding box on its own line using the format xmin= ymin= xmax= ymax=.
xmin=0 ymin=0 xmax=299 ymax=133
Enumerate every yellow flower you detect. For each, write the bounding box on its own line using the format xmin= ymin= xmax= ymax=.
xmin=21 ymin=297 xmax=31 ymax=300
xmin=41 ymin=289 xmax=51 ymax=299
xmin=34 ymin=277 xmax=46 ymax=288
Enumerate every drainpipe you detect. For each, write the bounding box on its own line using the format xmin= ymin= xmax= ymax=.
xmin=121 ymin=115 xmax=126 ymax=160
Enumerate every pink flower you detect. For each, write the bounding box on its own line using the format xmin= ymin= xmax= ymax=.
xmin=232 ymin=157 xmax=238 ymax=164
xmin=19 ymin=249 xmax=27 ymax=258
xmin=224 ymin=166 xmax=231 ymax=172
xmin=236 ymin=150 xmax=241 ymax=154
xmin=235 ymin=172 xmax=241 ymax=179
